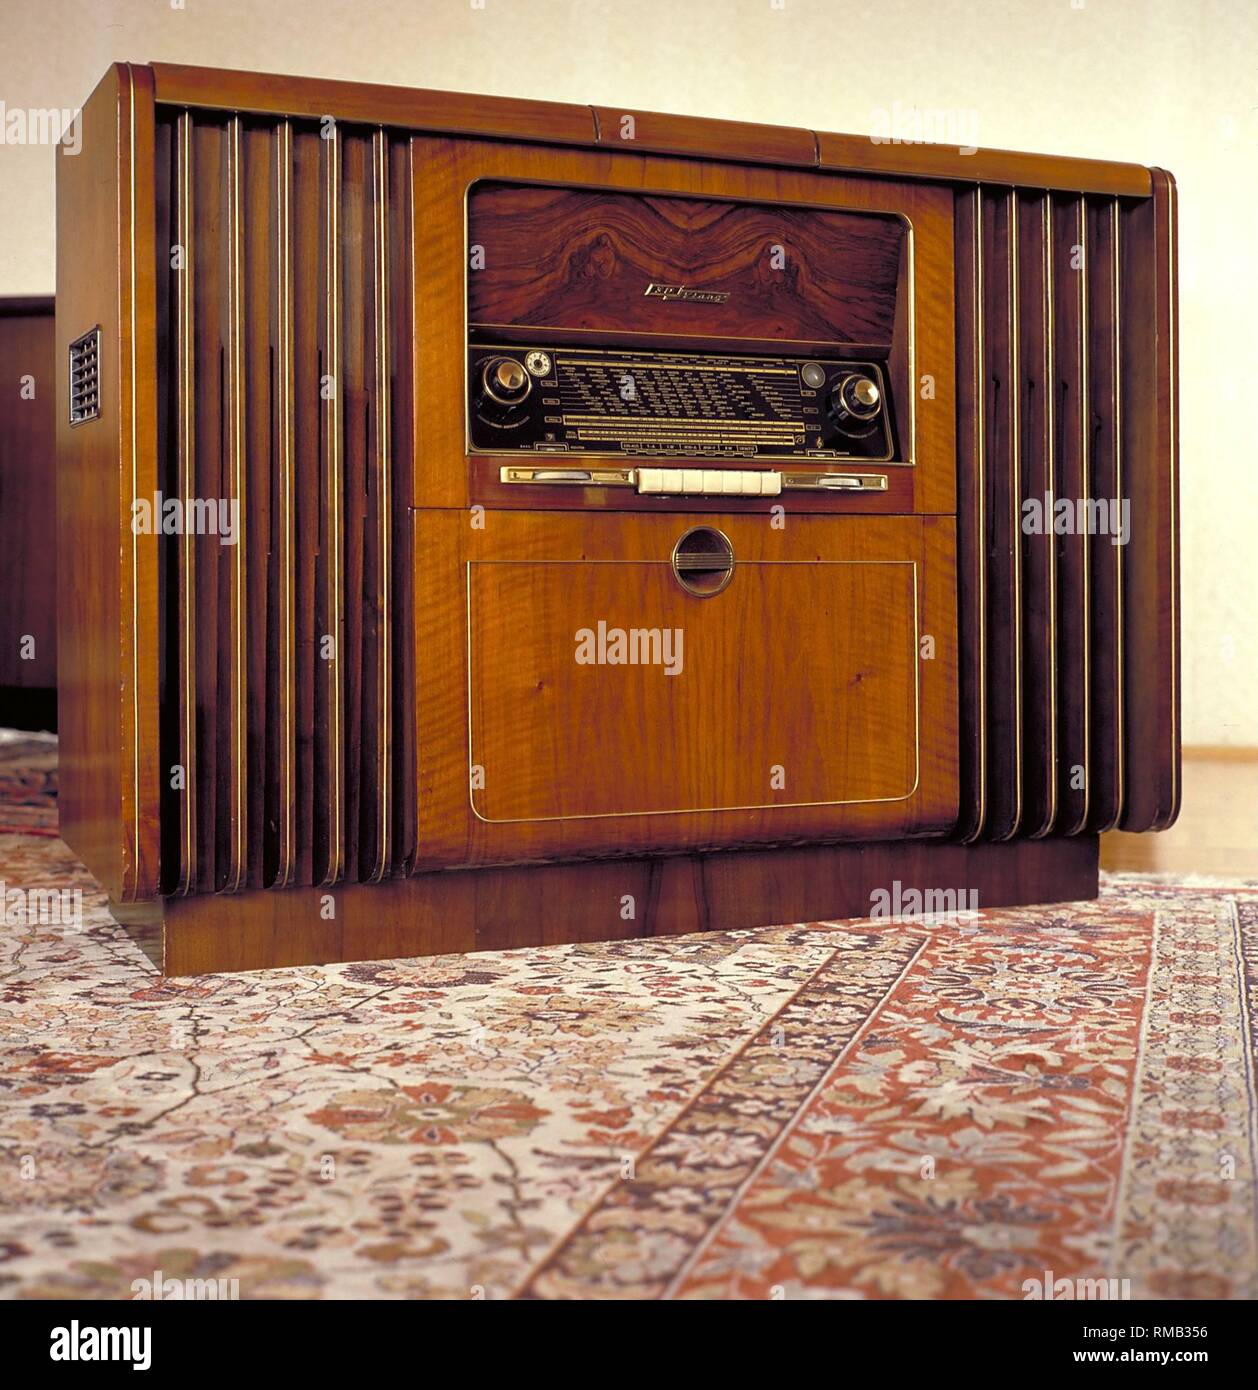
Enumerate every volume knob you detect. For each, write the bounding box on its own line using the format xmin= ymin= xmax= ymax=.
xmin=834 ymin=373 xmax=881 ymax=422
xmin=482 ymin=356 xmax=532 ymax=407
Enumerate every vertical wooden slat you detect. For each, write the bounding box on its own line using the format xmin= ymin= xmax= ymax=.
xmin=333 ymin=135 xmax=364 ymax=884
xmin=1119 ymin=173 xmax=1180 ymax=830
xmin=1016 ymin=192 xmax=1056 ymax=837
xmin=174 ymin=111 xmax=198 ymax=893
xmin=191 ymin=119 xmax=222 ymax=894
xmin=340 ymin=134 xmax=367 ymax=884
xmin=292 ymin=128 xmax=321 ymax=887
xmin=218 ymin=115 xmax=248 ymax=892
xmin=954 ymin=186 xmax=986 ymax=842
xmin=154 ymin=113 xmax=179 ymax=896
xmin=268 ymin=119 xmax=298 ymax=887
xmin=980 ymin=189 xmax=1022 ymax=840
xmin=1050 ymin=195 xmax=1089 ymax=834
xmin=242 ymin=123 xmax=273 ymax=890
xmin=390 ymin=138 xmax=417 ymax=874
xmin=361 ymin=128 xmax=393 ymax=881
xmin=1085 ymin=198 xmax=1124 ymax=831
xmin=316 ymin=122 xmax=346 ymax=884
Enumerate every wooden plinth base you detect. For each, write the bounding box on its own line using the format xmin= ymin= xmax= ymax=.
xmin=110 ymin=836 xmax=1099 ymax=976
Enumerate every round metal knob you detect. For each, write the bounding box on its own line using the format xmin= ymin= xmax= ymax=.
xmin=834 ymin=373 xmax=881 ymax=421
xmin=482 ymin=356 xmax=531 ymax=407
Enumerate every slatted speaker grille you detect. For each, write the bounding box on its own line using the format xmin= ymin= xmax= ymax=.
xmin=153 ymin=109 xmax=417 ymax=893
xmin=68 ymin=326 xmax=101 ymax=425
xmin=954 ymin=182 xmax=1179 ymax=842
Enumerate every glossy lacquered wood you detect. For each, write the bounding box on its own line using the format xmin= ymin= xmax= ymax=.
xmin=468 ymin=182 xmax=905 ymax=347
xmin=135 ymin=834 xmax=1100 ymax=976
xmin=56 ymin=63 xmax=161 ymax=903
xmin=148 ymin=111 xmax=420 ymax=901
xmin=147 ymin=62 xmax=1153 ymax=196
xmin=1016 ymin=192 xmax=1056 ymax=838
xmin=413 ymin=508 xmax=958 ymax=868
xmin=1050 ymin=195 xmax=1090 ymax=837
xmin=413 ymin=135 xmax=957 ymax=517
xmin=951 ymin=180 xmax=1179 ymax=845
xmin=55 ymin=61 xmax=1177 ymax=960
xmin=1084 ymin=198 xmax=1124 ymax=833
xmin=1118 ymin=170 xmax=1180 ymax=831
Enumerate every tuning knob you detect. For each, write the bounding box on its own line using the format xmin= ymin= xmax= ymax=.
xmin=481 ymin=356 xmax=532 ymax=408
xmin=833 ymin=373 xmax=881 ymax=423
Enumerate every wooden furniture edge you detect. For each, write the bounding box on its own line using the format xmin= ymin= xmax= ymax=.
xmin=147 ymin=61 xmax=1154 ymax=196
xmin=0 ymin=296 xmax=54 ymax=317
xmin=122 ymin=835 xmax=1100 ymax=975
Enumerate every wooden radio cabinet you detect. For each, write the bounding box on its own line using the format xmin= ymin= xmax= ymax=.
xmin=55 ymin=64 xmax=1178 ymax=974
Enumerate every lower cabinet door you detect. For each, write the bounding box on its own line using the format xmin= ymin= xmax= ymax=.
xmin=414 ymin=509 xmax=958 ymax=868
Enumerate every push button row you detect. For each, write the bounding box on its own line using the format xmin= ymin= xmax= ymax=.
xmin=636 ymin=468 xmax=783 ymax=497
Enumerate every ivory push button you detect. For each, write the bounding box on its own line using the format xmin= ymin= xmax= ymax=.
xmin=635 ymin=468 xmax=784 ymax=497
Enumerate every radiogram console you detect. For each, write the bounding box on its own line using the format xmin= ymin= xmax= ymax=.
xmin=55 ymin=64 xmax=1179 ymax=973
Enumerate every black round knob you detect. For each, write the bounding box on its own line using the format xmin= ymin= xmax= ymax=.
xmin=481 ymin=356 xmax=532 ymax=407
xmin=833 ymin=373 xmax=881 ymax=422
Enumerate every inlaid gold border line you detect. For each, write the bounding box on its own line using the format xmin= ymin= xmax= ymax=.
xmin=271 ymin=118 xmax=297 ymax=887
xmin=464 ymin=559 xmax=922 ymax=825
xmin=174 ymin=110 xmax=198 ymax=894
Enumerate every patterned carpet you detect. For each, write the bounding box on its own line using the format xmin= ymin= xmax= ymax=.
xmin=1 ymin=741 xmax=1257 ymax=1299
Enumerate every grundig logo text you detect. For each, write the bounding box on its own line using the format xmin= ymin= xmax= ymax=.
xmin=643 ymin=282 xmax=731 ymax=304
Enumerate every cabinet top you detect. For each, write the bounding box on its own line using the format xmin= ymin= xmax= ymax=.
xmin=98 ymin=61 xmax=1158 ymax=199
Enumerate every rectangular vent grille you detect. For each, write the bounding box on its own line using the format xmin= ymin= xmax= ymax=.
xmin=953 ymin=178 xmax=1180 ymax=842
xmin=153 ymin=110 xmax=417 ymax=895
xmin=68 ymin=326 xmax=100 ymax=425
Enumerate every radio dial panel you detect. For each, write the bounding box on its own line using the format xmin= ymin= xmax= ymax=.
xmin=468 ymin=346 xmax=897 ymax=463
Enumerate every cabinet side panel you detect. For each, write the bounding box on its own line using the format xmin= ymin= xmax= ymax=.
xmin=56 ymin=65 xmax=161 ymax=901
xmin=1118 ymin=174 xmax=1180 ymax=830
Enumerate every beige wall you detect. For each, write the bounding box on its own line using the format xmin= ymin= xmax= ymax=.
xmin=1 ymin=0 xmax=1253 ymax=744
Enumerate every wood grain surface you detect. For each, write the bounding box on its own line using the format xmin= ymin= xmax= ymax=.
xmin=413 ymin=507 xmax=958 ymax=868
xmin=468 ymin=182 xmax=904 ymax=346
xmin=147 ymin=834 xmax=1099 ymax=976
xmin=413 ymin=135 xmax=957 ymax=517
xmin=147 ymin=62 xmax=1153 ymax=196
